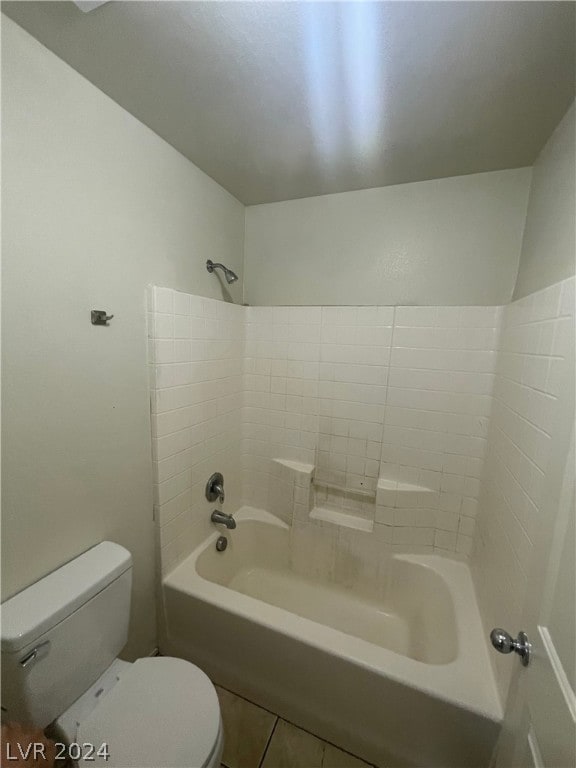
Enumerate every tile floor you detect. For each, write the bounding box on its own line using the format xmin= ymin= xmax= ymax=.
xmin=216 ymin=686 xmax=376 ymax=768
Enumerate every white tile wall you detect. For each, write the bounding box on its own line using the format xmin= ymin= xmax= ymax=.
xmin=471 ymin=276 xmax=575 ymax=702
xmin=382 ymin=305 xmax=502 ymax=555
xmin=243 ymin=306 xmax=322 ymax=512
xmin=317 ymin=307 xmax=393 ymax=498
xmin=148 ymin=286 xmax=244 ymax=574
xmin=241 ymin=302 xmax=502 ymax=556
xmin=151 ymin=287 xmax=558 ymax=575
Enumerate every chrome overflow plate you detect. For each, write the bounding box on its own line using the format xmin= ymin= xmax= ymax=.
xmin=216 ymin=536 xmax=228 ymax=552
xmin=490 ymin=628 xmax=531 ymax=667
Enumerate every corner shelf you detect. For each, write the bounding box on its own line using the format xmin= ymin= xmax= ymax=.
xmin=309 ymin=506 xmax=374 ymax=532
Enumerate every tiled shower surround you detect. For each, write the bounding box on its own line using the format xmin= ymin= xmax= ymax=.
xmin=148 ymin=286 xmax=513 ymax=573
xmin=148 ymin=287 xmax=244 ymax=572
xmin=243 ymin=304 xmax=501 ymax=559
xmin=472 ymin=276 xmax=575 ymax=701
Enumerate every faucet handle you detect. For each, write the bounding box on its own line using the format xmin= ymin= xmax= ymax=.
xmin=211 ymin=483 xmax=225 ymax=503
xmin=206 ymin=472 xmax=225 ymax=503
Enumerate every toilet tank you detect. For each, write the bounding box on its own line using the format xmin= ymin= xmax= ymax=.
xmin=1 ymin=542 xmax=132 ymax=728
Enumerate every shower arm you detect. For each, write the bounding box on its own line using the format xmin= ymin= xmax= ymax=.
xmin=206 ymin=260 xmax=226 ymax=273
xmin=206 ymin=259 xmax=238 ymax=284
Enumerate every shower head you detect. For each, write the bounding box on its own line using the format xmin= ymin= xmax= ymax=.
xmin=206 ymin=260 xmax=239 ymax=284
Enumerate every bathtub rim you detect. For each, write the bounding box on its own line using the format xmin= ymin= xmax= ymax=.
xmin=163 ymin=505 xmax=502 ymax=723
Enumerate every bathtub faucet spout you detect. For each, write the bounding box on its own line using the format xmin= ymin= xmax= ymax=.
xmin=211 ymin=510 xmax=236 ymax=529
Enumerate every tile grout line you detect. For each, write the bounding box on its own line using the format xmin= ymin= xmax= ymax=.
xmin=264 ymin=713 xmax=378 ymax=768
xmin=216 ymin=682 xmax=280 ymax=719
xmin=258 ymin=715 xmax=279 ymax=768
xmin=217 ymin=682 xmax=375 ymax=768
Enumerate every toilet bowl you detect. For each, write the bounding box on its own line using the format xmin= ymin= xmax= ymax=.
xmin=1 ymin=542 xmax=223 ymax=768
xmin=55 ymin=657 xmax=223 ymax=768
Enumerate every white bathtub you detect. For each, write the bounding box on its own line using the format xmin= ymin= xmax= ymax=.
xmin=162 ymin=508 xmax=501 ymax=768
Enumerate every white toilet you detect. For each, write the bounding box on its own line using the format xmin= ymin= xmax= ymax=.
xmin=1 ymin=542 xmax=223 ymax=768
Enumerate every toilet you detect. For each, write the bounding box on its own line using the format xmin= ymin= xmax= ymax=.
xmin=1 ymin=542 xmax=223 ymax=768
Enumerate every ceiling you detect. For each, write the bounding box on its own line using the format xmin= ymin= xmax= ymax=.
xmin=3 ymin=1 xmax=575 ymax=204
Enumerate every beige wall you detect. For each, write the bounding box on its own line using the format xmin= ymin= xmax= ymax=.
xmin=244 ymin=168 xmax=532 ymax=307
xmin=1 ymin=17 xmax=244 ymax=657
xmin=513 ymin=103 xmax=576 ymax=299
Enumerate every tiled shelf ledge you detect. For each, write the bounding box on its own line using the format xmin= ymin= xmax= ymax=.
xmin=376 ymin=477 xmax=438 ymax=507
xmin=309 ymin=506 xmax=374 ymax=532
xmin=273 ymin=458 xmax=315 ymax=477
xmin=308 ymin=477 xmax=440 ymax=533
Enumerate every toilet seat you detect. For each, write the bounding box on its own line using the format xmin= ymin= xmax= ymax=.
xmin=77 ymin=657 xmax=221 ymax=768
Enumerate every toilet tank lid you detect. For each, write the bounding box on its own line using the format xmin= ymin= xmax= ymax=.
xmin=1 ymin=542 xmax=132 ymax=653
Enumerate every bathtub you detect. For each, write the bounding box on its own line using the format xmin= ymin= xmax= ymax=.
xmin=162 ymin=507 xmax=501 ymax=768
